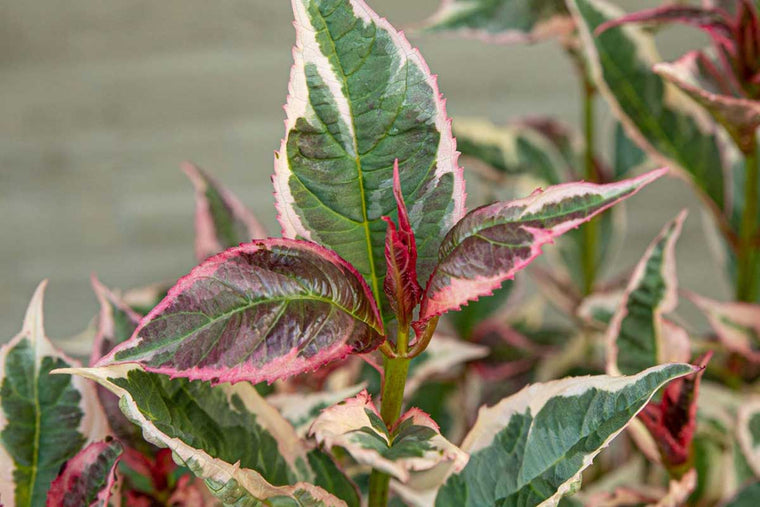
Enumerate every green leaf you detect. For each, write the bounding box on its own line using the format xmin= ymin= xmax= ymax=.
xmin=727 ymin=481 xmax=760 ymax=507
xmin=606 ymin=211 xmax=691 ymax=375
xmin=58 ymin=364 xmax=352 ymax=506
xmin=612 ymin=122 xmax=648 ymax=180
xmin=183 ymin=162 xmax=267 ymax=262
xmin=274 ymin=0 xmax=465 ymax=318
xmin=310 ymin=391 xmax=468 ymax=483
xmin=569 ymin=0 xmax=727 ymax=216
xmin=420 ymin=0 xmax=573 ymax=44
xmin=434 ymin=363 xmax=696 ymax=506
xmin=100 ymin=239 xmax=384 ymax=385
xmin=0 ymin=282 xmax=109 ymax=507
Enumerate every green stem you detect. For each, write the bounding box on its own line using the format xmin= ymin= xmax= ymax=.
xmin=737 ymin=136 xmax=759 ymax=302
xmin=368 ymin=322 xmax=411 ymax=506
xmin=581 ymin=78 xmax=599 ymax=296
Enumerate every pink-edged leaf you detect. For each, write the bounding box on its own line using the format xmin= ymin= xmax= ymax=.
xmin=97 ymin=239 xmax=384 ymax=385
xmin=183 ymin=162 xmax=267 ymax=262
xmin=166 ymin=475 xmax=218 ymax=507
xmin=685 ymin=290 xmax=760 ymax=362
xmin=309 ymin=390 xmax=468 ymax=483
xmin=416 ymin=168 xmax=666 ymax=324
xmin=654 ymin=51 xmax=760 ymax=153
xmin=638 ymin=353 xmax=711 ymax=471
xmin=606 ymin=211 xmax=691 ymax=376
xmin=383 ymin=160 xmax=422 ymax=327
xmin=594 ymin=5 xmax=733 ymax=38
xmin=46 ymin=438 xmax=123 ymax=507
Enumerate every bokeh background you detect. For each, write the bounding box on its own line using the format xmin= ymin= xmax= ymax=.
xmin=1 ymin=0 xmax=720 ymax=346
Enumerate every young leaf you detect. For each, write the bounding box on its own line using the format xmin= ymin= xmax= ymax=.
xmin=418 ymin=168 xmax=666 ymax=323
xmin=638 ymin=354 xmax=711 ymax=472
xmin=568 ymin=0 xmax=727 ymax=216
xmin=685 ymin=291 xmax=760 ymax=363
xmin=606 ymin=211 xmax=691 ymax=376
xmin=434 ymin=363 xmax=696 ymax=506
xmin=0 ymin=282 xmax=110 ymax=507
xmin=383 ymin=161 xmax=422 ymax=326
xmin=310 ymin=390 xmax=468 ymax=483
xmin=737 ymin=398 xmax=760 ymax=477
xmin=46 ymin=438 xmax=123 ymax=507
xmin=182 ymin=162 xmax=267 ymax=261
xmin=419 ymin=0 xmax=574 ymax=44
xmin=58 ymin=364 xmax=352 ymax=506
xmin=98 ymin=239 xmax=384 ymax=385
xmin=274 ymin=0 xmax=465 ymax=315
xmin=654 ymin=51 xmax=760 ymax=154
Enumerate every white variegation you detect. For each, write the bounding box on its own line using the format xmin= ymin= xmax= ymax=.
xmin=56 ymin=364 xmax=345 ymax=507
xmin=737 ymin=397 xmax=760 ymax=477
xmin=0 ymin=282 xmax=109 ymax=506
xmin=606 ymin=211 xmax=689 ymax=376
xmin=268 ymin=383 xmax=367 ymax=437
xmin=309 ymin=391 xmax=468 ymax=483
xmin=405 ymin=333 xmax=488 ymax=396
xmin=686 ymin=291 xmax=760 ymax=363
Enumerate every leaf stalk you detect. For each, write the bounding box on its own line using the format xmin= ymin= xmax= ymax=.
xmin=737 ymin=134 xmax=759 ymax=301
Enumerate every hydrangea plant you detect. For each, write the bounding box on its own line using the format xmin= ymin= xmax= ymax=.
xmin=3 ymin=0 xmax=758 ymax=506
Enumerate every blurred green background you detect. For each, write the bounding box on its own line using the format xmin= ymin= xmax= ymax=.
xmin=1 ymin=0 xmax=721 ymax=345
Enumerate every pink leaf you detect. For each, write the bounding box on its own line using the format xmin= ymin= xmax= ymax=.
xmin=46 ymin=438 xmax=123 ymax=507
xmin=382 ymin=160 xmax=423 ymax=326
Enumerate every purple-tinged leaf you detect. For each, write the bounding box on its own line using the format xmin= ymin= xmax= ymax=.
xmin=0 ymin=282 xmax=110 ymax=507
xmin=654 ymin=51 xmax=760 ymax=153
xmin=309 ymin=390 xmax=468 ymax=483
xmin=606 ymin=211 xmax=691 ymax=376
xmin=46 ymin=438 xmax=123 ymax=507
xmin=183 ymin=162 xmax=267 ymax=261
xmin=98 ymin=239 xmax=384 ymax=385
xmin=638 ymin=353 xmax=711 ymax=472
xmin=383 ymin=161 xmax=422 ymax=327
xmin=417 ymin=169 xmax=666 ymax=324
xmin=685 ymin=291 xmax=760 ymax=362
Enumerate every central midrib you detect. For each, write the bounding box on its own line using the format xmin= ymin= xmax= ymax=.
xmin=312 ymin=6 xmax=383 ymax=312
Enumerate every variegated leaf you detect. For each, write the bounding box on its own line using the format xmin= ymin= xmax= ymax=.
xmin=309 ymin=391 xmax=468 ymax=483
xmin=57 ymin=364 xmax=357 ymax=507
xmin=183 ymin=162 xmax=267 ymax=262
xmin=737 ymin=397 xmax=760 ymax=478
xmin=569 ymin=0 xmax=727 ymax=216
xmin=89 ymin=276 xmax=141 ymax=366
xmin=46 ymin=438 xmax=123 ymax=507
xmin=420 ymin=0 xmax=574 ymax=44
xmin=434 ymin=363 xmax=696 ymax=506
xmin=274 ymin=0 xmax=465 ymax=319
xmin=686 ymin=291 xmax=760 ymax=363
xmin=99 ymin=239 xmax=383 ymax=385
xmin=613 ymin=122 xmax=649 ymax=180
xmin=606 ymin=211 xmax=690 ymax=376
xmin=267 ymin=383 xmax=367 ymax=437
xmin=654 ymin=50 xmax=760 ymax=154
xmin=577 ymin=289 xmax=624 ymax=327
xmin=453 ymin=117 xmax=575 ymax=184
xmin=0 ymin=282 xmax=110 ymax=507
xmin=405 ymin=334 xmax=489 ymax=395
xmin=418 ymin=169 xmax=666 ymax=323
